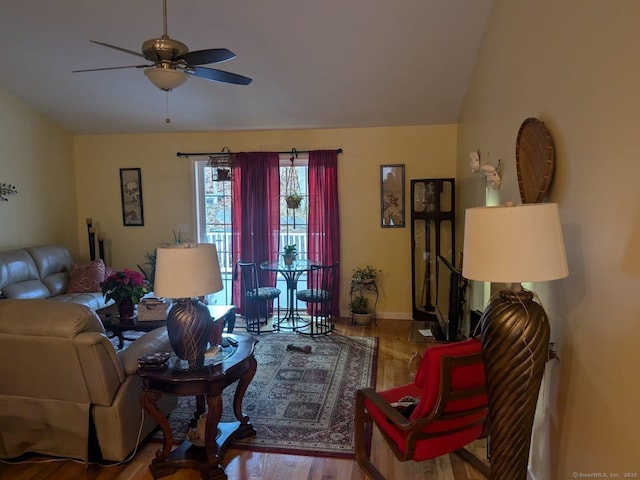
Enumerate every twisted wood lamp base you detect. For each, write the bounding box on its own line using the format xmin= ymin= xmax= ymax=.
xmin=481 ymin=288 xmax=549 ymax=480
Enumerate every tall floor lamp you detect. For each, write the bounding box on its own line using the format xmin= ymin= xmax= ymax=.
xmin=462 ymin=203 xmax=569 ymax=480
xmin=154 ymin=243 xmax=223 ymax=369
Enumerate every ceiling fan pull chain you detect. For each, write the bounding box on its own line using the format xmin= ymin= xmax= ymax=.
xmin=165 ymin=92 xmax=171 ymax=124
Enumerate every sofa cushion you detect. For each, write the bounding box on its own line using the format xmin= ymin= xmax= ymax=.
xmin=66 ymin=259 xmax=106 ymax=294
xmin=0 ymin=249 xmax=50 ymax=299
xmin=26 ymin=245 xmax=74 ymax=296
xmin=49 ymin=292 xmax=110 ymax=310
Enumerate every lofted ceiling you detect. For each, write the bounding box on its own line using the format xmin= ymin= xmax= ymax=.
xmin=0 ymin=0 xmax=492 ymax=135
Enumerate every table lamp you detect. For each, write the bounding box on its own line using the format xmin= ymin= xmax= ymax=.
xmin=462 ymin=202 xmax=568 ymax=480
xmin=154 ymin=243 xmax=223 ymax=369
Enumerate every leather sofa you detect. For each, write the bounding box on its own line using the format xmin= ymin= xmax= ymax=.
xmin=0 ymin=245 xmax=110 ymax=309
xmin=0 ymin=299 xmax=177 ymax=462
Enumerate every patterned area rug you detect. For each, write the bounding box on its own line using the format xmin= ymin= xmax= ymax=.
xmin=153 ymin=333 xmax=378 ymax=458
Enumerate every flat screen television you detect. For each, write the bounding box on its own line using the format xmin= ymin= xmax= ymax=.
xmin=434 ymin=255 xmax=464 ymax=341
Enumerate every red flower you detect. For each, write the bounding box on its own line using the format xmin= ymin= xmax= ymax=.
xmin=100 ymin=269 xmax=150 ymax=304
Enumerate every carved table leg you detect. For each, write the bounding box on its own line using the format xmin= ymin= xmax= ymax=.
xmin=140 ymin=389 xmax=173 ymax=461
xmin=194 ymin=394 xmax=206 ymax=426
xmin=205 ymin=392 xmax=224 ymax=477
xmin=233 ymin=355 xmax=257 ymax=424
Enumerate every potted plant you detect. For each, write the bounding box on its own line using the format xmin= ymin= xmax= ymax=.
xmin=137 ymin=250 xmax=157 ymax=288
xmin=285 ymin=192 xmax=302 ymax=209
xmin=283 ymin=244 xmax=297 ymax=266
xmin=352 ymin=265 xmax=380 ymax=284
xmin=350 ymin=295 xmax=373 ymax=326
xmin=100 ymin=268 xmax=151 ymax=320
xmin=137 ymin=231 xmax=192 ymax=288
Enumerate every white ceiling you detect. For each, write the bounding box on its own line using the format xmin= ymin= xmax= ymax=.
xmin=0 ymin=0 xmax=492 ymax=135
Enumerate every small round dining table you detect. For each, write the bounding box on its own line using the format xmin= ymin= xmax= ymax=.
xmin=260 ymin=259 xmax=318 ymax=331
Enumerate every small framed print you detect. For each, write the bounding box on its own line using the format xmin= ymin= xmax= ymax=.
xmin=380 ymin=164 xmax=405 ymax=228
xmin=120 ymin=168 xmax=144 ymax=226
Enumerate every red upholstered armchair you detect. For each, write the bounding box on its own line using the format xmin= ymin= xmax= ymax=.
xmin=354 ymin=338 xmax=490 ymax=479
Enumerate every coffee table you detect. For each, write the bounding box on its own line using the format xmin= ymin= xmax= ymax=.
xmin=96 ymin=303 xmax=166 ymax=349
xmin=97 ymin=303 xmax=237 ymax=350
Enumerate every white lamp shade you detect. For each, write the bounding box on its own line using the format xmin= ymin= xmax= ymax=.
xmin=462 ymin=203 xmax=569 ymax=283
xmin=144 ymin=67 xmax=188 ymax=91
xmin=154 ymin=243 xmax=223 ymax=298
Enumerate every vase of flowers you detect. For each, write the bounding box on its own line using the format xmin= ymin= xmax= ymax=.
xmin=100 ymin=268 xmax=150 ymax=320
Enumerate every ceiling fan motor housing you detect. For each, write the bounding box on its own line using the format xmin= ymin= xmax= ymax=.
xmin=142 ymin=36 xmax=188 ymax=63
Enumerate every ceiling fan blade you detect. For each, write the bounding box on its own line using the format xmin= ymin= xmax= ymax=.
xmin=176 ymin=48 xmax=236 ymax=65
xmin=90 ymin=40 xmax=145 ymax=58
xmin=72 ymin=65 xmax=150 ymax=73
xmin=186 ymin=66 xmax=252 ymax=85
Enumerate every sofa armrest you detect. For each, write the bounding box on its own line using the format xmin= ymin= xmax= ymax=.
xmin=74 ymin=332 xmax=126 ymax=406
xmin=117 ymin=327 xmax=172 ymax=376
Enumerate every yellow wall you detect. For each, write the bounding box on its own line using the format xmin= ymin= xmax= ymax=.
xmin=0 ymin=89 xmax=78 ymax=254
xmin=457 ymin=0 xmax=640 ymax=477
xmin=74 ymin=125 xmax=457 ymax=316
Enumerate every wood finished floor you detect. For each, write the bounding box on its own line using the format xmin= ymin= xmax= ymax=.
xmin=0 ymin=318 xmax=489 ymax=480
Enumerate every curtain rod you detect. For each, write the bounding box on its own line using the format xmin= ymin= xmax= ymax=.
xmin=176 ymin=148 xmax=343 ymax=158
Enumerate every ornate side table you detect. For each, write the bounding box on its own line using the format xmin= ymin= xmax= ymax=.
xmin=138 ymin=335 xmax=258 ymax=480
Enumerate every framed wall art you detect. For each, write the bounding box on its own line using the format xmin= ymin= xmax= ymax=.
xmin=120 ymin=168 xmax=144 ymax=226
xmin=380 ymin=164 xmax=405 ymax=228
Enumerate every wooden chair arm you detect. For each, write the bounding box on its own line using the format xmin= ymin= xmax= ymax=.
xmin=357 ymin=388 xmax=413 ymax=430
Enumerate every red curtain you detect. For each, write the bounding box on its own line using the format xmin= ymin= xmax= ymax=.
xmin=308 ymin=150 xmax=341 ymax=315
xmin=231 ymin=152 xmax=280 ymax=312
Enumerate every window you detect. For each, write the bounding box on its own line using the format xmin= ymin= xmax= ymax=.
xmin=194 ymin=155 xmax=309 ymax=306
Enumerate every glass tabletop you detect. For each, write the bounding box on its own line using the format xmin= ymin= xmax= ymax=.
xmin=260 ymin=259 xmax=318 ymax=273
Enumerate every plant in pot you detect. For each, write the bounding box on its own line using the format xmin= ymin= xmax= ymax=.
xmin=285 ymin=192 xmax=302 ymax=209
xmin=352 ymin=265 xmax=381 ymax=284
xmin=283 ymin=244 xmax=297 ymax=266
xmin=100 ymin=269 xmax=151 ymax=320
xmin=350 ymin=295 xmax=373 ymax=326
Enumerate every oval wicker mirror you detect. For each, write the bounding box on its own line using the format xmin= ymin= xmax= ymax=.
xmin=515 ymin=117 xmax=555 ymax=203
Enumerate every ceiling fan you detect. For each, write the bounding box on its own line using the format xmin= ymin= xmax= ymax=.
xmin=73 ymin=0 xmax=252 ymax=91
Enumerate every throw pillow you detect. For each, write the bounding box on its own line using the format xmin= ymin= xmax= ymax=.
xmin=104 ymin=264 xmax=114 ymax=280
xmin=66 ymin=259 xmax=106 ymax=294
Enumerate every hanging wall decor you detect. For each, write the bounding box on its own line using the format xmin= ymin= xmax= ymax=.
xmin=208 ymin=147 xmax=235 ymax=182
xmin=380 ymin=164 xmax=405 ymax=228
xmin=516 ymin=117 xmax=555 ymax=203
xmin=120 ymin=168 xmax=144 ymax=226
xmin=0 ymin=182 xmax=18 ymax=202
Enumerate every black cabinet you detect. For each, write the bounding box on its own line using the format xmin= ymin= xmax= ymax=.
xmin=410 ymin=178 xmax=455 ymax=323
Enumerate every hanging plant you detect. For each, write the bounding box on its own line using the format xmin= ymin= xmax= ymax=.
xmin=286 ymin=192 xmax=302 ymax=209
xmin=285 ymin=153 xmax=301 ymax=209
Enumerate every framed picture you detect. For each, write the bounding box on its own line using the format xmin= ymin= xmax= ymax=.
xmin=120 ymin=168 xmax=144 ymax=226
xmin=380 ymin=164 xmax=405 ymax=228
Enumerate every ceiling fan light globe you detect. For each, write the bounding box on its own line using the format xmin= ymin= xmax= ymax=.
xmin=144 ymin=67 xmax=188 ymax=91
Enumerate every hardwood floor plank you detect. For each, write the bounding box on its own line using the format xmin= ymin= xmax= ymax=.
xmin=0 ymin=318 xmax=488 ymax=480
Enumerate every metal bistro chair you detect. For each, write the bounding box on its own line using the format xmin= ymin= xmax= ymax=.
xmin=237 ymin=262 xmax=281 ymax=334
xmin=295 ymin=262 xmax=338 ymax=336
xmin=354 ymin=338 xmax=490 ymax=480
